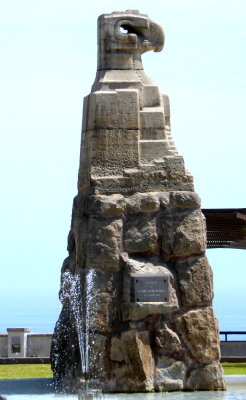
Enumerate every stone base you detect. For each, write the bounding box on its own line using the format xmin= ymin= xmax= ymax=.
xmin=51 ymin=191 xmax=225 ymax=392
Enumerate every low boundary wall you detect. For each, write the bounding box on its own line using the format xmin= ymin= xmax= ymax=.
xmin=0 ymin=332 xmax=52 ymax=358
xmin=220 ymin=341 xmax=246 ymax=362
xmin=1 ymin=331 xmax=246 ymax=362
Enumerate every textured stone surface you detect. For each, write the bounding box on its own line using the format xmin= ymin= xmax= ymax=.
xmin=108 ymin=330 xmax=155 ymax=392
xmin=85 ymin=194 xmax=125 ymax=217
xmin=124 ymin=216 xmax=158 ymax=253
xmin=155 ymin=356 xmax=186 ymax=391
xmin=77 ymin=9 xmax=194 ymax=195
xmin=161 ymin=209 xmax=207 ymax=258
xmin=171 ymin=191 xmax=201 ymax=208
xmin=185 ymin=363 xmax=226 ymax=390
xmin=121 ymin=257 xmax=179 ymax=321
xmin=155 ymin=325 xmax=182 ymax=355
xmin=85 ymin=271 xmax=121 ymax=332
xmin=176 ymin=255 xmax=214 ymax=307
xmin=173 ymin=307 xmax=221 ymax=363
xmin=86 ymin=218 xmax=122 ymax=272
xmin=126 ymin=193 xmax=160 ymax=214
xmin=51 ymin=10 xmax=224 ymax=393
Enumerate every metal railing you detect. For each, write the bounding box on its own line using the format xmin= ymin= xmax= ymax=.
xmin=220 ymin=331 xmax=246 ymax=342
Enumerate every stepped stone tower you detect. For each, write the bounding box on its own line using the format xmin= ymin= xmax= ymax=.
xmin=51 ymin=10 xmax=225 ymax=392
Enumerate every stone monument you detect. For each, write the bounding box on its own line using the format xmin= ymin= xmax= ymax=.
xmin=51 ymin=10 xmax=225 ymax=392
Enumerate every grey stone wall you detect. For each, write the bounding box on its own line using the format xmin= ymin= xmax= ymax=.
xmin=0 ymin=335 xmax=7 ymax=357
xmin=220 ymin=341 xmax=246 ymax=358
xmin=26 ymin=334 xmax=52 ymax=358
xmin=0 ymin=333 xmax=52 ymax=358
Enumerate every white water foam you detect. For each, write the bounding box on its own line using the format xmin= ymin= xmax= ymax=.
xmin=60 ymin=269 xmax=97 ymax=375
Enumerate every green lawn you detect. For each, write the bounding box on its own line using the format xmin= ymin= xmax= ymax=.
xmin=0 ymin=363 xmax=246 ymax=379
xmin=222 ymin=363 xmax=246 ymax=375
xmin=0 ymin=364 xmax=53 ymax=379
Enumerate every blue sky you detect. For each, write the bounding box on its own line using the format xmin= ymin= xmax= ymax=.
xmin=0 ymin=0 xmax=245 ymax=332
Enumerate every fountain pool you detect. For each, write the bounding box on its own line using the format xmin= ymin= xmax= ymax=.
xmin=2 ymin=385 xmax=246 ymax=400
xmin=1 ymin=377 xmax=246 ymax=400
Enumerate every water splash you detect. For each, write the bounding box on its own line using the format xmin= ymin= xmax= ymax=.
xmin=60 ymin=269 xmax=97 ymax=376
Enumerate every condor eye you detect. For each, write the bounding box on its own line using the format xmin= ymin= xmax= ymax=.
xmin=119 ymin=24 xmax=138 ymax=35
xmin=119 ymin=25 xmax=129 ymax=34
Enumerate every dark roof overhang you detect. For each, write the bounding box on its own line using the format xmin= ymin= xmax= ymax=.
xmin=202 ymin=208 xmax=246 ymax=249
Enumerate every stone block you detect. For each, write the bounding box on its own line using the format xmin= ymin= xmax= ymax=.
xmin=90 ymin=128 xmax=139 ymax=176
xmin=140 ymin=128 xmax=166 ymax=140
xmin=121 ymin=257 xmax=179 ymax=320
xmin=86 ymin=90 xmax=139 ymax=130
xmin=121 ymin=301 xmax=179 ymax=322
xmin=155 ymin=325 xmax=182 ymax=355
xmin=161 ymin=209 xmax=206 ymax=258
xmin=73 ymin=216 xmax=88 ymax=266
xmin=173 ymin=307 xmax=221 ymax=363
xmin=104 ymin=363 xmax=154 ymax=392
xmin=81 ymin=95 xmax=89 ymax=133
xmin=155 ymin=356 xmax=186 ymax=391
xmin=126 ymin=192 xmax=160 ymax=214
xmin=171 ymin=191 xmax=201 ymax=208
xmin=115 ymin=89 xmax=140 ymax=129
xmin=60 ymin=256 xmax=76 ymax=277
xmin=89 ymin=292 xmax=111 ymax=331
xmin=176 ymin=255 xmax=214 ymax=307
xmin=140 ymin=140 xmax=169 ymax=163
xmin=67 ymin=229 xmax=75 ymax=253
xmin=142 ymin=85 xmax=161 ymax=108
xmin=110 ymin=330 xmax=154 ymax=383
xmin=185 ymin=363 xmax=226 ymax=390
xmin=86 ymin=271 xmax=121 ymax=332
xmin=85 ymin=194 xmax=125 ymax=217
xmin=140 ymin=108 xmax=165 ymax=130
xmin=124 ymin=216 xmax=158 ymax=253
xmin=158 ymin=192 xmax=170 ymax=208
xmin=86 ymin=218 xmax=122 ymax=271
xmin=110 ymin=336 xmax=126 ymax=363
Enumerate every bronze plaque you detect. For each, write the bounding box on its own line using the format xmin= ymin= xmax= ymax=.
xmin=131 ymin=275 xmax=169 ymax=302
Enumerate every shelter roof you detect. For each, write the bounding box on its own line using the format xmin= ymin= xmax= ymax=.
xmin=202 ymin=208 xmax=246 ymax=249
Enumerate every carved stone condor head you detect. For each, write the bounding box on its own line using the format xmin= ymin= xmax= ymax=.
xmin=97 ymin=10 xmax=165 ymax=71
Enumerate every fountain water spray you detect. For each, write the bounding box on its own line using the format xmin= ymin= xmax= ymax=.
xmin=60 ymin=270 xmax=104 ymax=399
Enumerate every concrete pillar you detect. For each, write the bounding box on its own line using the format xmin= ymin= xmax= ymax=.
xmin=7 ymin=328 xmax=30 ymax=358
